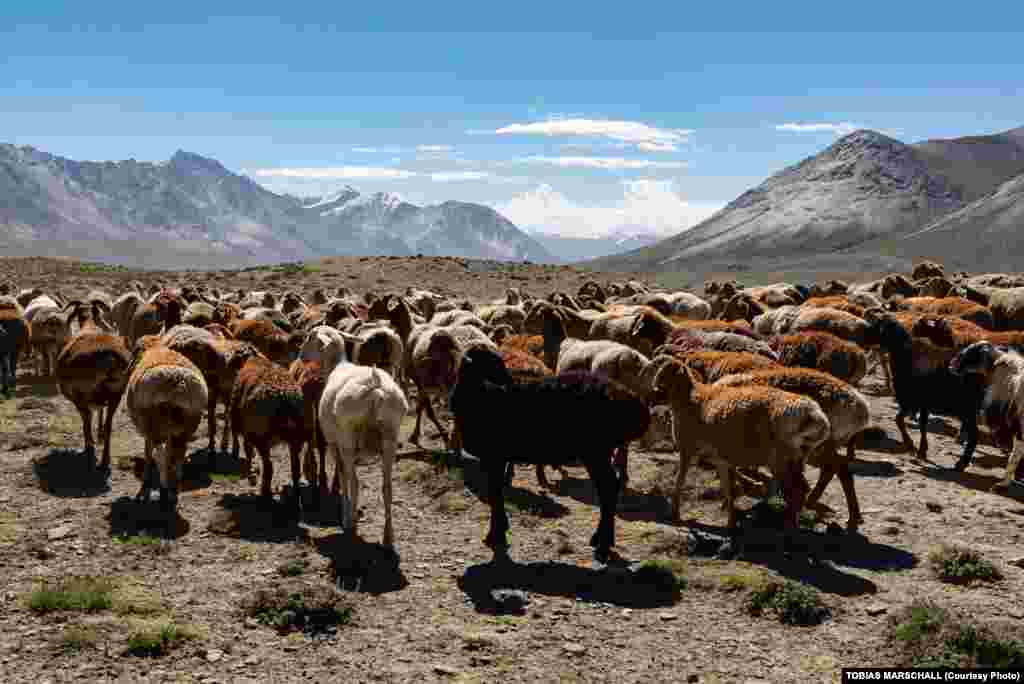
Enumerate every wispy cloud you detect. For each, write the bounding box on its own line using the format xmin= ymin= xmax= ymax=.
xmin=511 ymin=156 xmax=689 ymax=170
xmin=774 ymin=122 xmax=862 ymax=135
xmin=429 ymin=171 xmax=491 ymax=182
xmin=489 ymin=118 xmax=693 ymax=152
xmin=350 ymin=146 xmax=402 ymax=154
xmin=416 ymin=144 xmax=453 ymax=153
xmin=497 ymin=180 xmax=721 ymax=239
xmin=247 ymin=166 xmax=418 ymax=180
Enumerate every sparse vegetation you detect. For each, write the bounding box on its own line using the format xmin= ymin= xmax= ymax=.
xmin=889 ymin=601 xmax=1024 ymax=668
xmin=209 ymin=472 xmax=242 ymax=483
xmin=113 ymin=532 xmax=162 ymax=546
xmin=78 ymin=262 xmax=128 ymax=273
xmin=278 ymin=558 xmax=308 ymax=577
xmin=799 ymin=509 xmax=819 ymax=529
xmin=126 ymin=622 xmax=196 ymax=657
xmin=29 ymin=577 xmax=114 ymax=614
xmin=59 ymin=625 xmax=100 ymax=655
xmin=928 ymin=545 xmax=1002 ymax=585
xmin=242 ymin=584 xmax=354 ymax=636
xmin=747 ymin=580 xmax=831 ymax=626
xmin=634 ymin=559 xmax=688 ymax=598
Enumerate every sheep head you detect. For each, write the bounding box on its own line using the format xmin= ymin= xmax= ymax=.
xmin=650 ymin=357 xmax=699 ymax=400
xmin=630 ymin=311 xmax=669 ymax=348
xmin=950 ymin=341 xmax=999 ymax=377
xmin=300 ymin=326 xmax=351 ymax=375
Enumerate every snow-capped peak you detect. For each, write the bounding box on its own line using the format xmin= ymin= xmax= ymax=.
xmin=304 ymin=185 xmax=359 ymax=209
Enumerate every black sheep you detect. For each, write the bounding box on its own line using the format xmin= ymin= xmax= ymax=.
xmin=865 ymin=315 xmax=986 ymax=469
xmin=450 ymin=347 xmax=650 ymax=561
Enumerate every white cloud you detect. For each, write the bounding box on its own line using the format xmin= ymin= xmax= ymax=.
xmin=416 ymin=144 xmax=453 ymax=153
xmin=491 ymin=118 xmax=693 ymax=151
xmin=429 ymin=171 xmax=492 ymax=182
xmin=496 ymin=180 xmax=721 ymax=239
xmin=512 ymin=156 xmax=689 ymax=170
xmin=775 ymin=122 xmax=862 ymax=135
xmin=247 ymin=166 xmax=418 ymax=180
xmin=350 ymin=146 xmax=402 ymax=154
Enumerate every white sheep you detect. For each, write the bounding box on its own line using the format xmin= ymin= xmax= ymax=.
xmin=308 ymin=326 xmax=409 ymax=547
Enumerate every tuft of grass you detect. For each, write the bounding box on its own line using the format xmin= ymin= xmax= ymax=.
xmin=126 ymin=622 xmax=196 ymax=657
xmin=799 ymin=509 xmax=819 ymax=529
xmin=889 ymin=600 xmax=1024 ymax=669
xmin=242 ymin=584 xmax=354 ymax=636
xmin=113 ymin=532 xmax=161 ymax=547
xmin=59 ymin=625 xmax=99 ymax=655
xmin=278 ymin=559 xmax=308 ymax=577
xmin=928 ymin=545 xmax=1002 ymax=585
xmin=765 ymin=496 xmax=786 ymax=514
xmin=29 ymin=577 xmax=114 ymax=614
xmin=747 ymin=580 xmax=830 ymax=626
xmin=209 ymin=472 xmax=241 ymax=483
xmin=634 ymin=559 xmax=688 ymax=598
xmin=78 ymin=262 xmax=128 ymax=273
xmin=717 ymin=569 xmax=764 ymax=593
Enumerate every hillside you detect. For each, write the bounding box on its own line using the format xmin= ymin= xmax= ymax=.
xmin=882 ymin=171 xmax=1024 ymax=272
xmin=0 ymin=145 xmax=554 ymax=269
xmin=589 ymin=130 xmax=965 ymax=274
xmin=911 ymin=125 xmax=1024 ymax=202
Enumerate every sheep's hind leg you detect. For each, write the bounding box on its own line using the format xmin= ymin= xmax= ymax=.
xmin=420 ymin=395 xmax=449 ymax=450
xmin=584 ymin=452 xmax=619 ymax=560
xmin=288 ymin=441 xmax=303 ymax=514
xmin=671 ymin=446 xmax=695 ymax=523
xmin=76 ymin=404 xmax=96 ymax=470
xmin=99 ymin=396 xmax=117 ymax=471
xmin=953 ymin=415 xmax=978 ymax=471
xmin=894 ymin=409 xmax=916 ymax=454
xmin=381 ymin=438 xmax=396 ymax=547
xmin=484 ymin=460 xmax=511 ymax=558
xmin=135 ymin=438 xmax=155 ymax=502
xmin=992 ymin=436 xmax=1022 ymax=491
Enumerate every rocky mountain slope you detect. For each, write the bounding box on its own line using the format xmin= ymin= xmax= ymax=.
xmin=911 ymin=126 xmax=1024 ymax=202
xmin=0 ymin=144 xmax=554 ymax=268
xmin=884 ymin=171 xmax=1024 ymax=272
xmin=589 ymin=130 xmax=967 ymax=274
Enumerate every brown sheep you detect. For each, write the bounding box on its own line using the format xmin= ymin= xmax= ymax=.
xmin=890 ymin=296 xmax=994 ymax=330
xmin=289 ymin=356 xmax=330 ymax=506
xmin=229 ymin=318 xmax=303 ymax=366
xmin=656 ymin=349 xmax=781 ymax=384
xmin=912 ymin=261 xmax=945 ymax=281
xmin=768 ymin=331 xmax=869 ymax=385
xmin=55 ymin=301 xmax=132 ymax=471
xmin=125 ymin=344 xmax=208 ymax=512
xmin=801 ymin=297 xmax=867 ymax=318
xmin=127 ymin=293 xmax=185 ymax=346
xmin=229 ymin=355 xmax=307 ymax=509
xmin=0 ymin=298 xmax=29 ymax=395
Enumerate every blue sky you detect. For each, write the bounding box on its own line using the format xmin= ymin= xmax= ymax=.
xmin=2 ymin=2 xmax=1023 ymax=237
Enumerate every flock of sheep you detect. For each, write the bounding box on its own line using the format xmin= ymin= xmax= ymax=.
xmin=1 ymin=259 xmax=1024 ymax=562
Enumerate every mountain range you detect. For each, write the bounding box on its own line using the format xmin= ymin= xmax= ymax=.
xmin=0 ymin=145 xmax=557 ymax=269
xmin=591 ymin=125 xmax=1024 ymax=280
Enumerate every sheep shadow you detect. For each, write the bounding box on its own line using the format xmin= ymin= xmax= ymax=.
xmin=32 ymin=448 xmax=111 ymax=497
xmin=458 ymin=556 xmax=679 ymax=612
xmin=314 ymin=532 xmax=407 ymax=595
xmin=123 ymin=449 xmax=216 ymax=494
xmin=553 ymin=474 xmax=671 ymax=522
xmin=860 ymin=428 xmax=912 ymax=456
xmin=684 ymin=520 xmax=910 ymax=597
xmin=107 ymin=496 xmax=190 ymax=540
xmin=916 ymin=463 xmax=1024 ymax=500
xmin=209 ymin=493 xmax=309 ymax=543
xmin=847 ymin=458 xmax=902 ymax=478
xmin=402 ymin=448 xmax=571 ymax=520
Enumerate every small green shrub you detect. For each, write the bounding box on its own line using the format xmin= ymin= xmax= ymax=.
xmin=113 ymin=533 xmax=161 ymax=546
xmin=278 ymin=559 xmax=308 ymax=577
xmin=798 ymin=510 xmax=819 ymax=529
xmin=928 ymin=545 xmax=1002 ymax=585
xmin=126 ymin=623 xmax=195 ymax=657
xmin=243 ymin=585 xmax=354 ymax=635
xmin=209 ymin=472 xmax=241 ymax=483
xmin=29 ymin=577 xmax=114 ymax=614
xmin=634 ymin=559 xmax=688 ymax=598
xmin=889 ymin=601 xmax=1024 ymax=669
xmin=59 ymin=625 xmax=99 ymax=655
xmin=747 ymin=580 xmax=830 ymax=626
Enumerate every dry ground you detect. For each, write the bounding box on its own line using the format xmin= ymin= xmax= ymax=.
xmin=2 ymin=256 xmax=1024 ymax=683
